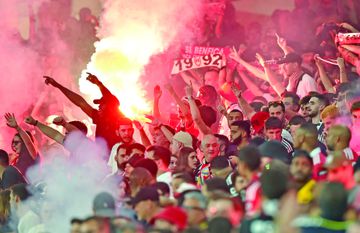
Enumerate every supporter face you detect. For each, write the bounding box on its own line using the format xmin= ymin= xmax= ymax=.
xmin=153 ymin=129 xmax=170 ymax=148
xmin=153 ymin=219 xmax=176 ymax=232
xmin=234 ymin=175 xmax=248 ymax=192
xmin=115 ymin=148 xmax=128 ymax=166
xmin=80 ymin=219 xmax=100 ymax=233
xmin=134 ymin=200 xmax=151 ymax=221
xmin=283 ymin=97 xmax=298 ymax=112
xmin=325 ymin=128 xmax=337 ymax=151
xmin=11 ymin=135 xmax=22 ymax=154
xmin=129 ymin=148 xmax=144 ymax=158
xmin=283 ymin=62 xmax=298 ymax=77
xmin=290 ymin=124 xmax=301 ymax=138
xmin=201 ymin=135 xmax=220 ymax=162
xmin=265 ymin=128 xmax=282 ymax=141
xmin=300 ymin=103 xmax=310 ymax=119
xmin=308 ymin=97 xmax=323 ymax=118
xmin=169 ymin=156 xmax=177 ymax=172
xmin=292 ymin=130 xmax=304 ymax=149
xmin=227 ymin=112 xmax=243 ymax=127
xmin=269 ymin=105 xmax=285 ymax=121
xmin=71 ymin=222 xmax=81 ymax=233
xmin=170 ymin=139 xmax=182 ymax=155
xmin=323 ymin=116 xmax=336 ymax=134
xmin=352 ymin=110 xmax=360 ymax=126
xmin=118 ymin=125 xmax=134 ymax=143
xmin=188 ymin=152 xmax=199 ymax=169
xmin=182 ymin=198 xmax=205 ymax=225
xmin=230 ymin=125 xmax=244 ymax=142
xmin=124 ymin=163 xmax=134 ymax=178
xmin=290 ymin=156 xmax=312 ymax=182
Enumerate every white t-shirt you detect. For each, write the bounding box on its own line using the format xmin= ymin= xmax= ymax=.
xmin=286 ymin=73 xmax=318 ymax=98
xmin=18 ymin=210 xmax=41 ymax=233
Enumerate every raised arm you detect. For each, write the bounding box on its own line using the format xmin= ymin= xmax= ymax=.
xmin=276 ymin=33 xmax=295 ymax=55
xmin=314 ymin=55 xmax=336 ymax=93
xmin=337 ymin=57 xmax=348 ymax=83
xmin=164 ymin=82 xmax=190 ymax=116
xmin=256 ymin=53 xmax=285 ymax=97
xmin=133 ymin=120 xmax=151 ymax=147
xmin=25 ymin=116 xmax=65 ymax=144
xmin=237 ymin=70 xmax=263 ymax=97
xmin=86 ymin=73 xmax=114 ymax=98
xmin=185 ymin=82 xmax=212 ymax=135
xmin=231 ymin=84 xmax=256 ymax=120
xmin=229 ymin=47 xmax=267 ymax=81
xmin=5 ymin=113 xmax=38 ymax=160
xmin=44 ymin=76 xmax=96 ymax=118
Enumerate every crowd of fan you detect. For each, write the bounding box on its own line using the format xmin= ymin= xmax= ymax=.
xmin=2 ymin=0 xmax=360 ymax=232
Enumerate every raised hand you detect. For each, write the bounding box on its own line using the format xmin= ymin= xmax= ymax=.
xmin=86 ymin=72 xmax=101 ymax=85
xmin=164 ymin=83 xmax=175 ymax=93
xmin=314 ymin=54 xmax=322 ymax=67
xmin=25 ymin=116 xmax=37 ymax=126
xmin=154 ymin=85 xmax=162 ymax=100
xmin=255 ymin=53 xmax=266 ymax=67
xmin=337 ymin=57 xmax=345 ymax=69
xmin=229 ymin=46 xmax=241 ymax=62
xmin=230 ymin=83 xmax=242 ymax=98
xmin=185 ymin=81 xmax=194 ymax=98
xmin=133 ymin=120 xmax=144 ymax=130
xmin=43 ymin=76 xmax=59 ymax=87
xmin=217 ymin=104 xmax=227 ymax=116
xmin=5 ymin=113 xmax=19 ymax=129
xmin=275 ymin=33 xmax=287 ymax=48
xmin=53 ymin=116 xmax=66 ymax=126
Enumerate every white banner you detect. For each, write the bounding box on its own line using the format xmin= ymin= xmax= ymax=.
xmin=171 ymin=54 xmax=224 ymax=74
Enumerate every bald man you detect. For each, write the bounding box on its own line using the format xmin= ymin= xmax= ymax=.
xmin=326 ymin=125 xmax=358 ymax=163
xmin=293 ymin=123 xmax=326 ymax=180
xmin=196 ymin=134 xmax=220 ymax=186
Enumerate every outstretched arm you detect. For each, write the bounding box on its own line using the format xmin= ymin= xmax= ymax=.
xmin=44 ymin=76 xmax=96 ymax=118
xmin=314 ymin=55 xmax=336 ymax=93
xmin=164 ymin=82 xmax=190 ymax=116
xmin=25 ymin=116 xmax=65 ymax=144
xmin=231 ymin=84 xmax=256 ymax=120
xmin=5 ymin=113 xmax=38 ymax=160
xmin=185 ymin=82 xmax=212 ymax=135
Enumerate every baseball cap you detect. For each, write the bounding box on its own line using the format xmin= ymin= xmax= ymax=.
xmin=150 ymin=206 xmax=188 ymax=230
xmin=132 ymin=186 xmax=159 ymax=207
xmin=251 ymin=111 xmax=270 ymax=134
xmin=93 ymin=192 xmax=116 ymax=217
xmin=277 ymin=53 xmax=302 ymax=64
xmin=173 ymin=131 xmax=193 ymax=148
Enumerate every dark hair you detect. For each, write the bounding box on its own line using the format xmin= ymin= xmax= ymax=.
xmin=208 ymin=217 xmax=232 ymax=233
xmin=70 ymin=218 xmax=83 ymax=225
xmin=151 ymin=182 xmax=170 ymax=196
xmin=268 ymin=101 xmax=285 ymax=112
xmin=231 ymin=120 xmax=251 ymax=138
xmin=146 ymin=146 xmax=171 ymax=168
xmin=69 ymin=121 xmax=88 ymax=135
xmin=172 ymin=170 xmax=196 ymax=184
xmin=0 ymin=150 xmax=9 ymax=167
xmin=238 ymin=146 xmax=261 ymax=171
xmin=283 ymin=92 xmax=300 ymax=106
xmin=250 ymin=102 xmax=265 ymax=112
xmin=260 ymin=167 xmax=288 ymax=199
xmin=299 ymin=95 xmax=311 ymax=106
xmin=319 ymin=182 xmax=347 ymax=221
xmin=310 ymin=93 xmax=329 ymax=107
xmin=11 ymin=184 xmax=31 ymax=201
xmin=292 ymin=150 xmax=313 ymax=165
xmin=134 ymin=159 xmax=158 ymax=178
xmin=351 ymin=101 xmax=360 ymax=113
xmin=177 ymin=147 xmax=197 ymax=171
xmin=210 ymin=156 xmax=230 ymax=170
xmin=214 ymin=134 xmax=229 ymax=145
xmin=199 ymin=105 xmax=217 ymax=127
xmin=299 ymin=123 xmax=318 ymax=136
xmin=116 ymin=144 xmax=129 ymax=154
xmin=204 ymin=177 xmax=229 ymax=193
xmin=118 ymin=118 xmax=133 ymax=126
xmin=265 ymin=117 xmax=282 ymax=129
xmin=154 ymin=124 xmax=176 ymax=135
xmin=128 ymin=143 xmax=146 ymax=154
xmin=289 ymin=115 xmax=307 ymax=126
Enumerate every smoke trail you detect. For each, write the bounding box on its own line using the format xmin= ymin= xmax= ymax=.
xmin=79 ymin=0 xmax=204 ymax=119
xmin=24 ymin=132 xmax=116 ymax=232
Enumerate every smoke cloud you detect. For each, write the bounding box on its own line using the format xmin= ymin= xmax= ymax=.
xmin=79 ymin=0 xmax=204 ymax=119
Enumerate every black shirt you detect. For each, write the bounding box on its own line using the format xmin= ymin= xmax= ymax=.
xmin=0 ymin=166 xmax=27 ymax=190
